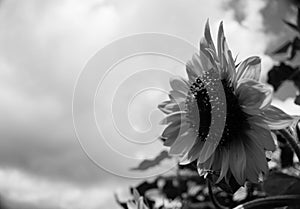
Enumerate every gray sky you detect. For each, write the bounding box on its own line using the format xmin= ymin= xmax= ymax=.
xmin=0 ymin=0 xmax=299 ymax=208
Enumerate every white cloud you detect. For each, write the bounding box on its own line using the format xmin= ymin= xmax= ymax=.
xmin=0 ymin=168 xmax=114 ymax=209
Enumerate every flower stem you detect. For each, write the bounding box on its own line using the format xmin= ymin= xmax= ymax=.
xmin=279 ymin=129 xmax=300 ymax=162
xmin=233 ymin=195 xmax=300 ymax=209
xmin=207 ymin=179 xmax=228 ymax=209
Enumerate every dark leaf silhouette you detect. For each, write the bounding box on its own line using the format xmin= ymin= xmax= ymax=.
xmin=281 ymin=146 xmax=294 ymax=168
xmin=296 ymin=121 xmax=300 ymax=140
xmin=134 ymin=180 xmax=158 ymax=196
xmin=288 ymin=37 xmax=300 ymax=60
xmin=297 ymin=7 xmax=300 ymax=28
xmin=130 ymin=150 xmax=171 ymax=171
xmin=276 ymin=133 xmax=295 ymax=168
xmin=283 ymin=19 xmax=300 ymax=33
xmin=272 ymin=41 xmax=292 ymax=55
xmin=267 ymin=62 xmax=298 ymax=91
xmin=215 ymin=175 xmax=241 ymax=194
xmin=162 ymin=178 xmax=188 ymax=199
xmin=296 ymin=94 xmax=300 ymax=106
xmin=263 ymin=172 xmax=300 ymax=196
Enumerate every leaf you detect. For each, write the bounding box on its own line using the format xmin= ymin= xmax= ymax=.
xmin=280 ymin=144 xmax=294 ymax=168
xmin=162 ymin=179 xmax=188 ymax=199
xmin=283 ymin=20 xmax=300 ymax=33
xmin=272 ymin=41 xmax=292 ymax=55
xmin=297 ymin=121 xmax=300 ymax=139
xmin=296 ymin=95 xmax=300 ymax=106
xmin=215 ymin=175 xmax=241 ymax=194
xmin=288 ymin=37 xmax=300 ymax=60
xmin=134 ymin=180 xmax=158 ymax=196
xmin=290 ymin=68 xmax=300 ymax=106
xmin=293 ymin=37 xmax=300 ymax=49
xmin=291 ymin=69 xmax=300 ymax=89
xmin=263 ymin=172 xmax=300 ymax=196
xmin=130 ymin=150 xmax=171 ymax=171
xmin=267 ymin=62 xmax=298 ymax=91
xmin=114 ymin=194 xmax=129 ymax=209
xmin=297 ymin=7 xmax=300 ymax=28
xmin=276 ymin=133 xmax=294 ymax=168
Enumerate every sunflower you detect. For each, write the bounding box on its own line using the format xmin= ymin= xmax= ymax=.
xmin=158 ymin=21 xmax=294 ymax=185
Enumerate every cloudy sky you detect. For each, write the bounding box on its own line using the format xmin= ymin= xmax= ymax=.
xmin=0 ymin=0 xmax=300 ymax=208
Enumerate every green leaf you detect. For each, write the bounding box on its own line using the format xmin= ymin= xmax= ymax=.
xmin=283 ymin=20 xmax=300 ymax=33
xmin=295 ymin=95 xmax=300 ymax=106
xmin=130 ymin=150 xmax=171 ymax=171
xmin=267 ymin=62 xmax=298 ymax=91
xmin=297 ymin=7 xmax=300 ymax=28
xmin=272 ymin=41 xmax=292 ymax=55
xmin=263 ymin=172 xmax=300 ymax=196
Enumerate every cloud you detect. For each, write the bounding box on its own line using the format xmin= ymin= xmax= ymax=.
xmin=0 ymin=0 xmax=123 ymax=183
xmin=0 ymin=168 xmax=115 ymax=209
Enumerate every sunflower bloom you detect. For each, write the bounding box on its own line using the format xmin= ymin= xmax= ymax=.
xmin=158 ymin=21 xmax=294 ymax=185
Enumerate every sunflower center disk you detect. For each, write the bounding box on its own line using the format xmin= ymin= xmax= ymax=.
xmin=185 ymin=75 xmax=248 ymax=146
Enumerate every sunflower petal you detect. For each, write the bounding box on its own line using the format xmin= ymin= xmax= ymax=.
xmin=244 ymin=135 xmax=268 ymax=183
xmin=217 ymin=21 xmax=225 ymax=63
xmin=199 ymin=40 xmax=214 ymax=71
xmin=236 ymin=56 xmax=261 ymax=82
xmin=169 ymin=77 xmax=189 ymax=93
xmin=158 ymin=100 xmax=184 ymax=114
xmin=198 ymin=139 xmax=218 ymax=164
xmin=169 ymin=90 xmax=187 ymax=101
xmin=248 ymin=124 xmax=276 ymax=151
xmin=211 ymin=148 xmax=222 ymax=171
xmin=191 ymin=53 xmax=205 ymax=74
xmin=229 ymin=140 xmax=246 ymax=185
xmin=204 ymin=19 xmax=216 ymax=53
xmin=160 ymin=111 xmax=185 ymax=125
xmin=180 ymin=139 xmax=204 ymax=165
xmin=161 ymin=120 xmax=181 ymax=138
xmin=217 ymin=22 xmax=236 ymax=80
xmin=169 ymin=130 xmax=196 ymax=156
xmin=237 ymin=79 xmax=272 ymax=114
xmin=217 ymin=148 xmax=229 ymax=183
xmin=262 ymin=105 xmax=294 ymax=130
xmin=164 ymin=123 xmax=189 ymax=146
xmin=197 ymin=152 xmax=215 ymax=176
xmin=202 ymin=47 xmax=218 ymax=70
xmin=186 ymin=61 xmax=199 ymax=81
xmin=226 ymin=49 xmax=236 ymax=80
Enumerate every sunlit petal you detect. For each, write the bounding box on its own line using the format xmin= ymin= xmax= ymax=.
xmin=237 ymin=79 xmax=272 ymax=114
xmin=158 ymin=100 xmax=184 ymax=114
xmin=180 ymin=139 xmax=204 ymax=165
xmin=169 ymin=76 xmax=189 ymax=93
xmin=169 ymin=130 xmax=197 ymax=156
xmin=159 ymin=111 xmax=186 ymax=125
xmin=236 ymin=56 xmax=261 ymax=82
xmin=262 ymin=105 xmax=294 ymax=130
xmin=197 ymin=152 xmax=215 ymax=176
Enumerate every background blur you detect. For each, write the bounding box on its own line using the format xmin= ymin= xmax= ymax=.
xmin=1 ymin=0 xmax=300 ymax=208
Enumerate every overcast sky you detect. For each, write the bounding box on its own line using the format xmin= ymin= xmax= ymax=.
xmin=0 ymin=0 xmax=300 ymax=208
